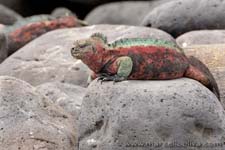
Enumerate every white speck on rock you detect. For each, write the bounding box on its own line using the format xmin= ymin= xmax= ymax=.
xmin=75 ymin=106 xmax=81 ymax=109
xmin=87 ymin=139 xmax=97 ymax=145
xmin=182 ymin=42 xmax=187 ymax=47
xmin=86 ymin=25 xmax=96 ymax=29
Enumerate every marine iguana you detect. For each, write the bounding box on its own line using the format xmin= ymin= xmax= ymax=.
xmin=71 ymin=33 xmax=220 ymax=99
xmin=4 ymin=15 xmax=87 ymax=55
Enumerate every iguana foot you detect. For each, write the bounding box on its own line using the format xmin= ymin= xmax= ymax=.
xmin=97 ymin=73 xmax=112 ymax=82
xmin=98 ymin=75 xmax=126 ymax=84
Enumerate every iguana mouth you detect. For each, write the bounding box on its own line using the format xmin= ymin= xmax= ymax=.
xmin=73 ymin=53 xmax=79 ymax=57
xmin=72 ymin=53 xmax=82 ymax=59
xmin=71 ymin=47 xmax=82 ymax=59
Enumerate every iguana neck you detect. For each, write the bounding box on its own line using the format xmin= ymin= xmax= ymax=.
xmin=108 ymin=38 xmax=182 ymax=52
xmin=82 ymin=43 xmax=105 ymax=73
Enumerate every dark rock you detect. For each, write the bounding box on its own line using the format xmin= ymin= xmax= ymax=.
xmin=85 ymin=0 xmax=174 ymax=25
xmin=79 ymin=79 xmax=225 ymax=150
xmin=141 ymin=0 xmax=225 ymax=37
xmin=36 ymin=82 xmax=86 ymax=122
xmin=0 ymin=0 xmax=29 ymax=16
xmin=0 ymin=4 xmax=22 ymax=25
xmin=0 ymin=25 xmax=175 ymax=87
xmin=0 ymin=32 xmax=8 ymax=63
xmin=0 ymin=76 xmax=77 ymax=149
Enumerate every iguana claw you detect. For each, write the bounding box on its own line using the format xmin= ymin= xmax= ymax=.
xmin=113 ymin=76 xmax=126 ymax=83
xmin=97 ymin=75 xmax=126 ymax=84
xmin=97 ymin=73 xmax=111 ymax=82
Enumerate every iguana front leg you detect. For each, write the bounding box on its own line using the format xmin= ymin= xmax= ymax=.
xmin=100 ymin=56 xmax=133 ymax=83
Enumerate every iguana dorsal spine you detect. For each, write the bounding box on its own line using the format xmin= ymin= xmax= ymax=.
xmin=108 ymin=38 xmax=182 ymax=52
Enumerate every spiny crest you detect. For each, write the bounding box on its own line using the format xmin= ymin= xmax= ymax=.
xmin=90 ymin=33 xmax=108 ymax=44
xmin=108 ymin=38 xmax=182 ymax=51
xmin=73 ymin=39 xmax=88 ymax=48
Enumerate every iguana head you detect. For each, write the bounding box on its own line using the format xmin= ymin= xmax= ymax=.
xmin=71 ymin=39 xmax=96 ymax=59
xmin=71 ymin=33 xmax=108 ymax=72
xmin=71 ymin=33 xmax=107 ymax=60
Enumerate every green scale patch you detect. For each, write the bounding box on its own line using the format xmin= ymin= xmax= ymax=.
xmin=108 ymin=38 xmax=182 ymax=52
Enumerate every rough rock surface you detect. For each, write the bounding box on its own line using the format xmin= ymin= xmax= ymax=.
xmin=36 ymin=82 xmax=86 ymax=122
xmin=0 ymin=25 xmax=175 ymax=87
xmin=0 ymin=33 xmax=8 ymax=63
xmin=85 ymin=0 xmax=174 ymax=25
xmin=176 ymin=30 xmax=225 ymax=47
xmin=78 ymin=79 xmax=225 ymax=150
xmin=184 ymin=45 xmax=225 ymax=109
xmin=0 ymin=4 xmax=22 ymax=25
xmin=0 ymin=76 xmax=77 ymax=149
xmin=141 ymin=0 xmax=225 ymax=37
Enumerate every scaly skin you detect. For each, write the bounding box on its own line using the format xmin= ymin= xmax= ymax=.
xmin=3 ymin=15 xmax=87 ymax=55
xmin=71 ymin=33 xmax=220 ymax=99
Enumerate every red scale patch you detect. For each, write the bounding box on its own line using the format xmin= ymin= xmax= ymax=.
xmin=100 ymin=46 xmax=189 ymax=80
xmin=8 ymin=16 xmax=79 ymax=53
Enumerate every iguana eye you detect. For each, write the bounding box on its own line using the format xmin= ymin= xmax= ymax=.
xmin=79 ymin=41 xmax=92 ymax=48
xmin=79 ymin=44 xmax=87 ymax=48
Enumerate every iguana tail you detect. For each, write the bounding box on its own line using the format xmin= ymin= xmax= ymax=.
xmin=185 ymin=56 xmax=220 ymax=100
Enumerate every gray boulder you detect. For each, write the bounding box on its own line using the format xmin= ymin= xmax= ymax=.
xmin=79 ymin=79 xmax=225 ymax=150
xmin=0 ymin=76 xmax=77 ymax=149
xmin=141 ymin=0 xmax=225 ymax=37
xmin=85 ymin=0 xmax=174 ymax=25
xmin=0 ymin=4 xmax=22 ymax=25
xmin=51 ymin=7 xmax=75 ymax=18
xmin=176 ymin=30 xmax=225 ymax=47
xmin=36 ymin=82 xmax=86 ymax=122
xmin=0 ymin=25 xmax=175 ymax=87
